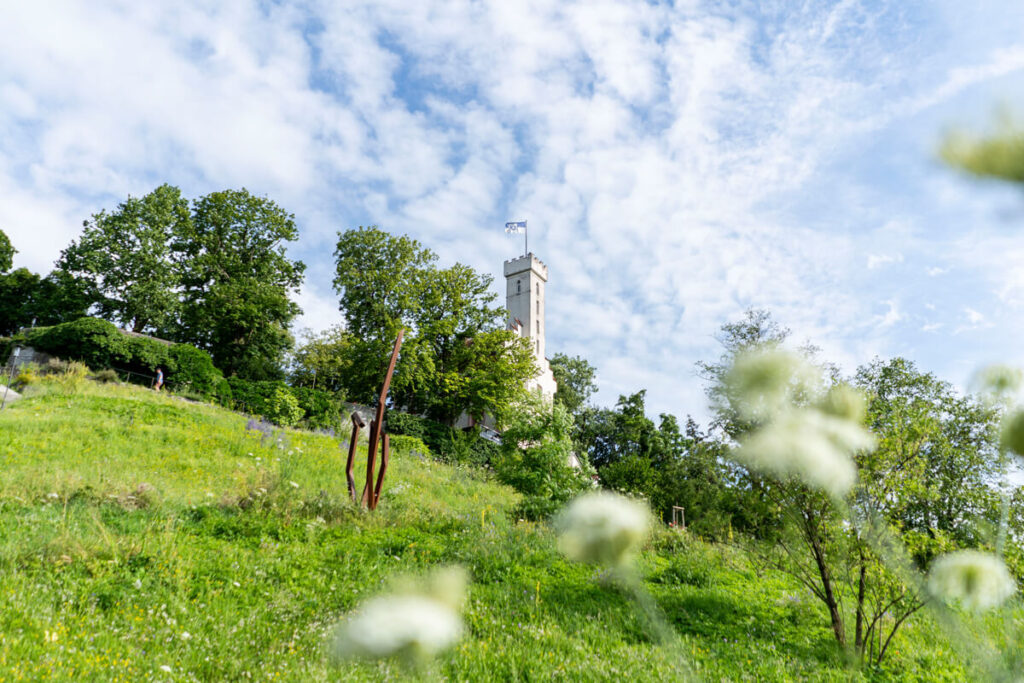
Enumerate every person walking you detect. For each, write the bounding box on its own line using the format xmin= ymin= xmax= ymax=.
xmin=154 ymin=367 xmax=164 ymax=391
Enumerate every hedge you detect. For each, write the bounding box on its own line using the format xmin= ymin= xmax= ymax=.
xmin=12 ymin=317 xmax=225 ymax=398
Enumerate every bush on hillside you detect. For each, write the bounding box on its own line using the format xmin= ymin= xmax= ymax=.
xmin=227 ymin=378 xmax=341 ymax=430
xmin=290 ymin=385 xmax=344 ymax=431
xmin=387 ymin=411 xmax=497 ymax=466
xmin=168 ymin=343 xmax=224 ymax=396
xmin=388 ymin=435 xmax=431 ymax=458
xmin=91 ymin=368 xmax=119 ymax=383
xmin=492 ymin=396 xmax=594 ymax=519
xmin=12 ymin=317 xmax=225 ymax=398
xmin=23 ymin=318 xmax=128 ymax=369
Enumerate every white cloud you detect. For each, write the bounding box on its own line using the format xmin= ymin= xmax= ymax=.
xmin=3 ymin=0 xmax=1024 ymax=421
xmin=867 ymin=253 xmax=904 ymax=270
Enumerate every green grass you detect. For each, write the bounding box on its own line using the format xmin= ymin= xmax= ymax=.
xmin=0 ymin=379 xmax=972 ymax=681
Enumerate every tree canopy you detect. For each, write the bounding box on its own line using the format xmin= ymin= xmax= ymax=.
xmin=332 ymin=226 xmax=537 ymax=423
xmin=175 ymin=189 xmax=305 ymax=380
xmin=57 ymin=184 xmax=188 ymax=334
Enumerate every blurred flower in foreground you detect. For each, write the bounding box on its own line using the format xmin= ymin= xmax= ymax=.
xmin=972 ymin=364 xmax=1023 ymax=403
xmin=727 ymin=350 xmax=875 ymax=498
xmin=556 ymin=492 xmax=651 ymax=567
xmin=736 ymin=409 xmax=870 ymax=498
xmin=928 ymin=550 xmax=1016 ymax=612
xmin=330 ymin=566 xmax=467 ymax=665
xmin=1000 ymin=409 xmax=1024 ymax=457
xmin=724 ymin=348 xmax=821 ymax=421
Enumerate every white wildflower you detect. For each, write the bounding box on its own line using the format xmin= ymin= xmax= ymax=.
xmin=818 ymin=384 xmax=867 ymax=423
xmin=159 ymin=664 xmax=172 ymax=673
xmin=180 ymin=631 xmax=192 ymax=641
xmin=133 ymin=579 xmax=142 ymax=589
xmin=725 ymin=348 xmax=822 ymax=421
xmin=971 ymin=364 xmax=1023 ymax=402
xmin=928 ymin=550 xmax=1016 ymax=612
xmin=290 ymin=481 xmax=299 ymax=489
xmin=1000 ymin=409 xmax=1024 ymax=457
xmin=331 ymin=595 xmax=463 ymax=662
xmin=735 ymin=409 xmax=872 ymax=498
xmin=555 ymin=492 xmax=651 ymax=567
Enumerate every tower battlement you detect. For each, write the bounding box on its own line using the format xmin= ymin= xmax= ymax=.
xmin=503 ymin=253 xmax=548 ymax=280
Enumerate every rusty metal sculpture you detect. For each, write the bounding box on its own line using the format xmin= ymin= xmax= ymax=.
xmin=346 ymin=330 xmax=403 ymax=510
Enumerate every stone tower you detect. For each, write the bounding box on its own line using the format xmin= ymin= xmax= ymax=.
xmin=504 ymin=253 xmax=557 ymax=400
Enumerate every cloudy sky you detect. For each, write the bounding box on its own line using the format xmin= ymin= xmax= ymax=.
xmin=4 ymin=1 xmax=1024 ymax=421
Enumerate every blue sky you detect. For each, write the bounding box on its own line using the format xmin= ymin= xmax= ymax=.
xmin=4 ymin=1 xmax=1024 ymax=421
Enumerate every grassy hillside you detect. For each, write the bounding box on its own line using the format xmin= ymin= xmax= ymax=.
xmin=0 ymin=380 xmax=969 ymax=681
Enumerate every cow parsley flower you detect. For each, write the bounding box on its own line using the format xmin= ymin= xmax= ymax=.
xmin=555 ymin=492 xmax=651 ymax=567
xmin=971 ymin=364 xmax=1023 ymax=403
xmin=928 ymin=550 xmax=1016 ymax=612
xmin=735 ymin=407 xmax=874 ymax=498
xmin=819 ymin=384 xmax=867 ymax=423
xmin=331 ymin=595 xmax=463 ymax=662
xmin=724 ymin=348 xmax=822 ymax=421
xmin=1000 ymin=408 xmax=1024 ymax=457
xmin=330 ymin=566 xmax=468 ymax=665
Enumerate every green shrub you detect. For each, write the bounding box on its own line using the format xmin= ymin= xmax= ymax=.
xmin=290 ymin=386 xmax=344 ymax=431
xmin=91 ymin=368 xmax=120 ymax=383
xmin=492 ymin=396 xmax=594 ymax=520
xmin=167 ymin=343 xmax=223 ymax=397
xmin=13 ymin=363 xmax=40 ymax=389
xmin=226 ymin=377 xmax=276 ymax=416
xmin=46 ymin=360 xmax=90 ymax=396
xmin=387 ymin=411 xmax=497 ymax=466
xmin=266 ymin=386 xmax=303 ymax=427
xmin=388 ymin=435 xmax=431 ymax=458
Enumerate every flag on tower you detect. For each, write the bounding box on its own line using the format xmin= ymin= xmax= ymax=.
xmin=505 ymin=220 xmax=527 ymax=233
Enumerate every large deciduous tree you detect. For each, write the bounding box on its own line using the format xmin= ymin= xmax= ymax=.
xmin=176 ymin=189 xmax=305 ymax=380
xmin=56 ymin=184 xmax=189 ymax=334
xmin=332 ymin=226 xmax=536 ymax=423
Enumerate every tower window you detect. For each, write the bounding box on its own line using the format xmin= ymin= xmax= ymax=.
xmin=517 ymin=280 xmax=521 ymax=294
xmin=536 ymin=283 xmax=540 ymax=297
xmin=536 ymin=340 xmax=539 ymax=353
xmin=536 ymin=320 xmax=540 ymax=335
xmin=536 ymin=299 xmax=539 ymax=314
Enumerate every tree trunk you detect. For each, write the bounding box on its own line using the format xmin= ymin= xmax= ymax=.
xmin=855 ymin=546 xmax=867 ymax=653
xmin=808 ymin=521 xmax=846 ymax=646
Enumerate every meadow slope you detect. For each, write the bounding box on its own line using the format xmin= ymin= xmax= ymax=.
xmin=0 ymin=380 xmax=968 ymax=681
